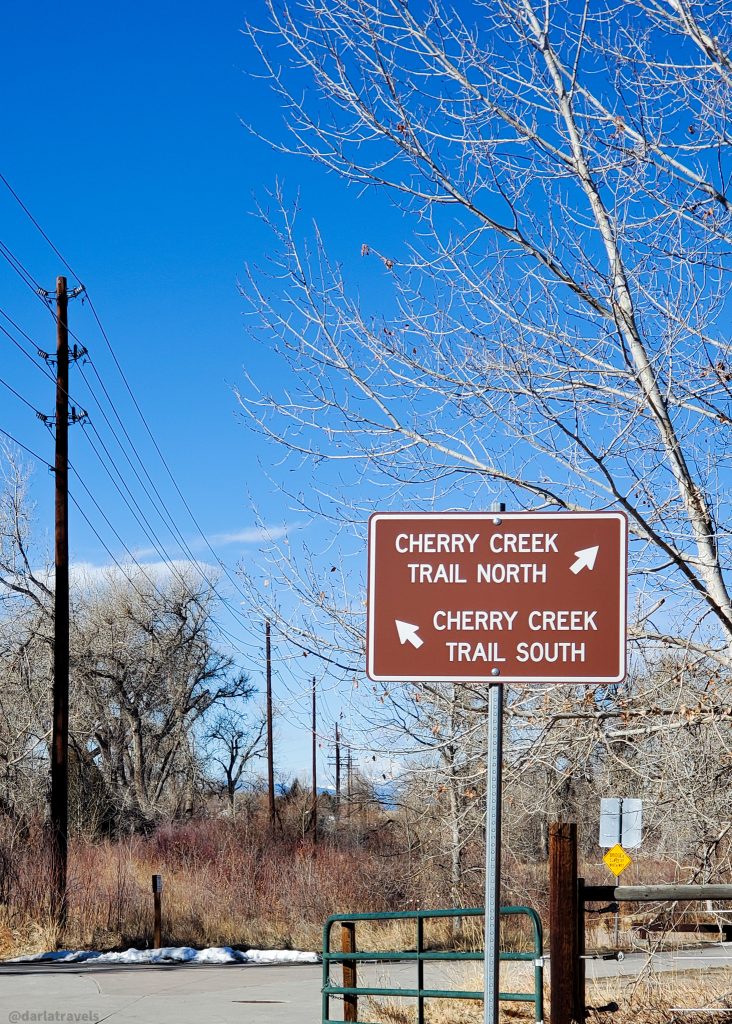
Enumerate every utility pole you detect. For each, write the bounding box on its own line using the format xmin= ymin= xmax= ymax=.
xmin=50 ymin=276 xmax=69 ymax=925
xmin=49 ymin=277 xmax=84 ymax=923
xmin=347 ymin=748 xmax=353 ymax=816
xmin=335 ymin=723 xmax=341 ymax=812
xmin=266 ymin=619 xmax=275 ymax=828
xmin=311 ymin=676 xmax=317 ymax=845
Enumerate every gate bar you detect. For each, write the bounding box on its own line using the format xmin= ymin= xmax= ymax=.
xmin=322 ymin=906 xmax=543 ymax=1024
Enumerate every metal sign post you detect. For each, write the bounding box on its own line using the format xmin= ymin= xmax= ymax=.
xmin=599 ymin=796 xmax=643 ymax=945
xmin=365 ymin=508 xmax=628 ymax=1024
xmin=484 ymin=682 xmax=503 ymax=1024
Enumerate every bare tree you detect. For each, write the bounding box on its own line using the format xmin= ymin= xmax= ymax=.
xmin=0 ymin=449 xmax=53 ymax=819
xmin=0 ymin=450 xmax=261 ymax=831
xmin=237 ymin=0 xmax=732 ymax=873
xmin=242 ymin=0 xmax=732 ymax=644
xmin=0 ymin=446 xmax=52 ymax=618
xmin=70 ymin=568 xmax=253 ymax=826
xmin=389 ymin=683 xmax=486 ymax=905
xmin=207 ymin=703 xmax=267 ymax=810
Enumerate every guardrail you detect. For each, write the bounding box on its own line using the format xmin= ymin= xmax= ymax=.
xmin=549 ymin=821 xmax=732 ymax=1024
xmin=321 ymin=906 xmax=544 ymax=1024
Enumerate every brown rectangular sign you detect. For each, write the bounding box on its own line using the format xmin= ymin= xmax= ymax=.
xmin=367 ymin=512 xmax=627 ymax=683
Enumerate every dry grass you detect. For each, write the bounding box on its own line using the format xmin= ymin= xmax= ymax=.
xmin=363 ymin=964 xmax=732 ymax=1024
xmin=363 ymin=962 xmax=534 ymax=1024
xmin=3 ymin=815 xmax=731 ymax=1024
xmin=587 ymin=914 xmax=731 ymax=955
xmin=0 ymin=817 xmax=418 ymax=957
xmin=343 ymin=915 xmax=484 ymax=956
xmin=588 ymin=971 xmax=732 ymax=1024
xmin=339 ymin=911 xmax=535 ymax=958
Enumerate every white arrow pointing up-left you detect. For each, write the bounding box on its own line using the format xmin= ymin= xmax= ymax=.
xmin=396 ymin=620 xmax=424 ymax=648
xmin=570 ymin=545 xmax=599 ymax=574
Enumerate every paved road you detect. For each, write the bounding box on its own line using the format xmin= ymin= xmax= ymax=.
xmin=585 ymin=942 xmax=732 ymax=978
xmin=0 ymin=961 xmax=324 ymax=1024
xmin=0 ymin=945 xmax=730 ymax=1024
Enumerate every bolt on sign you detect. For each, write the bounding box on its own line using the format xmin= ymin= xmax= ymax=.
xmin=603 ymin=844 xmax=632 ymax=878
xmin=367 ymin=512 xmax=627 ymax=683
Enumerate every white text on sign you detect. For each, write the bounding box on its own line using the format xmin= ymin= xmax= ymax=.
xmin=405 ymin=562 xmax=550 ymax=584
xmin=445 ymin=641 xmax=588 ymax=663
xmin=395 ymin=532 xmax=559 ymax=555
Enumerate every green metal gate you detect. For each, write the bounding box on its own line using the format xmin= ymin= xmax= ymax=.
xmin=322 ymin=906 xmax=544 ymax=1024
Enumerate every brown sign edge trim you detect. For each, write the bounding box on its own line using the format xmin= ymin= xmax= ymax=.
xmin=366 ymin=510 xmax=628 ymax=685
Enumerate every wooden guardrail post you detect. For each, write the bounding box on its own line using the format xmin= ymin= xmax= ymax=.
xmin=576 ymin=877 xmax=586 ymax=1022
xmin=549 ymin=823 xmax=580 ymax=1024
xmin=342 ymin=921 xmax=358 ymax=1022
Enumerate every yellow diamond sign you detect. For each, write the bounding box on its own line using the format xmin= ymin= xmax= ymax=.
xmin=603 ymin=843 xmax=631 ymax=877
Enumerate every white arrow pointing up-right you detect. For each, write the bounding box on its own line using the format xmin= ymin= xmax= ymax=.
xmin=570 ymin=545 xmax=599 ymax=574
xmin=395 ymin=620 xmax=424 ymax=649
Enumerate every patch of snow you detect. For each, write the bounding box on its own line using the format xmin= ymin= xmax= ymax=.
xmin=243 ymin=949 xmax=319 ymax=964
xmin=9 ymin=946 xmax=319 ymax=966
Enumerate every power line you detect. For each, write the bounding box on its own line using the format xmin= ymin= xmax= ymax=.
xmin=0 ymin=181 xmax=210 ymax=574
xmin=79 ymin=421 xmax=197 ymax=577
xmin=0 ymin=304 xmax=50 ymax=355
xmin=41 ymin=287 xmax=261 ymax=631
xmin=73 ymin=420 xmax=256 ymax=652
xmin=0 ymin=181 xmax=258 ymax=622
xmin=0 ymin=307 xmax=89 ymax=417
xmin=47 ymin=321 xmax=266 ymax=648
xmin=0 ymin=381 xmax=312 ymax=729
xmin=69 ymin=470 xmax=261 ymax=660
xmin=0 ymin=320 xmax=52 ymax=379
xmin=0 ymin=191 xmax=272 ymax=667
xmin=0 ymin=423 xmax=52 ymax=467
xmin=0 ymin=434 xmax=260 ymax=686
xmin=72 ymin=388 xmax=264 ymax=651
xmin=0 ymin=418 xmax=259 ymax=662
xmin=0 ymin=172 xmax=81 ymax=285
xmin=70 ymin=467 xmax=186 ymax=599
xmin=79 ymin=360 xmax=206 ymax=555
xmin=0 ymin=238 xmax=46 ymax=299
xmin=0 ymin=292 xmax=214 ymax=625
xmin=0 ymin=374 xmax=45 ymax=418
xmin=0 ymin=174 xmax=281 ymax=658
xmin=28 ymin=323 xmax=266 ymax=649
xmin=78 ymin=350 xmax=264 ymax=637
xmin=68 ymin=489 xmax=190 ymax=617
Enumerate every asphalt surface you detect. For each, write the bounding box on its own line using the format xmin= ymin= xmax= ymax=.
xmin=0 ymin=945 xmax=730 ymax=1024
xmin=0 ymin=961 xmax=324 ymax=1024
xmin=585 ymin=942 xmax=732 ymax=978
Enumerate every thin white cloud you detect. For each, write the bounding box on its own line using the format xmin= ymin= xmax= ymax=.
xmin=208 ymin=524 xmax=297 ymax=547
xmin=361 ymin=756 xmax=404 ymax=784
xmin=129 ymin=523 xmax=300 ymax=561
xmin=6 ymin=560 xmax=219 ymax=595
xmin=129 ymin=545 xmax=160 ymax=560
xmin=67 ymin=559 xmax=220 ymax=588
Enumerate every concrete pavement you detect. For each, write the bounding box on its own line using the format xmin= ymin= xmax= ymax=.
xmin=0 ymin=945 xmax=730 ymax=1024
xmin=0 ymin=962 xmax=323 ymax=1024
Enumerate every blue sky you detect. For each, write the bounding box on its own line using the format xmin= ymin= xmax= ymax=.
xmin=0 ymin=1 xmax=395 ymax=781
xmin=5 ymin=1 xmax=721 ymax=789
